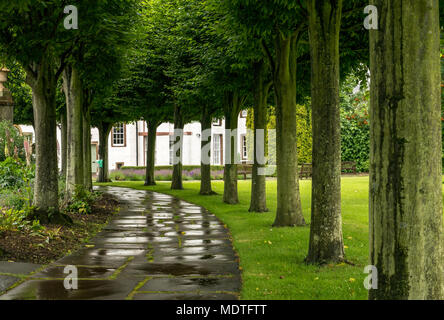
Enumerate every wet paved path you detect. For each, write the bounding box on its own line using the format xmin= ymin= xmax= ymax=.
xmin=0 ymin=187 xmax=241 ymax=300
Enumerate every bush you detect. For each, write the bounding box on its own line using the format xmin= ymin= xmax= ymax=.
xmin=62 ymin=186 xmax=101 ymax=215
xmin=0 ymin=208 xmax=43 ymax=233
xmin=0 ymin=157 xmax=34 ymax=189
xmin=0 ymin=121 xmax=26 ymax=162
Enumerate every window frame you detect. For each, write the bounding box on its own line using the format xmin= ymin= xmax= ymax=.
xmin=111 ymin=123 xmax=126 ymax=147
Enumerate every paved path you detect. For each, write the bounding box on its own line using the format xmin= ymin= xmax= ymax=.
xmin=0 ymin=187 xmax=241 ymax=300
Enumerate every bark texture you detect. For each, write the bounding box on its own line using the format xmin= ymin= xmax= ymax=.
xmin=272 ymin=32 xmax=305 ymax=226
xmin=223 ymin=91 xmax=242 ymax=204
xmin=200 ymin=105 xmax=215 ymax=195
xmin=369 ymin=0 xmax=443 ymax=300
xmin=82 ymin=98 xmax=92 ymax=191
xmin=63 ymin=66 xmax=84 ymax=197
xmin=26 ymin=59 xmax=59 ymax=219
xmin=145 ymin=120 xmax=158 ymax=186
xmin=249 ymin=61 xmax=270 ymax=213
xmin=97 ymin=122 xmax=112 ymax=183
xmin=306 ymin=0 xmax=344 ymax=264
xmin=171 ymin=105 xmax=184 ymax=190
xmin=60 ymin=110 xmax=67 ymax=179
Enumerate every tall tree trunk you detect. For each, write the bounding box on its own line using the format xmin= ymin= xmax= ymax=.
xmin=223 ymin=91 xmax=242 ymax=204
xmin=171 ymin=105 xmax=184 ymax=190
xmin=145 ymin=119 xmax=158 ymax=186
xmin=306 ymin=0 xmax=344 ymax=264
xmin=200 ymin=105 xmax=215 ymax=195
xmin=63 ymin=66 xmax=84 ymax=197
xmin=249 ymin=60 xmax=270 ymax=212
xmin=369 ymin=0 xmax=443 ymax=300
xmin=60 ymin=109 xmax=67 ymax=179
xmin=271 ymin=31 xmax=305 ymax=226
xmin=97 ymin=122 xmax=112 ymax=183
xmin=82 ymin=98 xmax=92 ymax=191
xmin=27 ymin=59 xmax=59 ymax=222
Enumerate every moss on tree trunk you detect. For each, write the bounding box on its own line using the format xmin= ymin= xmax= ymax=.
xmin=60 ymin=110 xmax=67 ymax=179
xmin=306 ymin=0 xmax=344 ymax=264
xmin=145 ymin=120 xmax=158 ymax=186
xmin=82 ymin=104 xmax=92 ymax=191
xmin=249 ymin=60 xmax=270 ymax=213
xmin=369 ymin=0 xmax=443 ymax=300
xmin=171 ymin=105 xmax=184 ymax=190
xmin=63 ymin=66 xmax=84 ymax=197
xmin=200 ymin=105 xmax=215 ymax=195
xmin=97 ymin=122 xmax=111 ymax=183
xmin=27 ymin=58 xmax=59 ymax=221
xmin=223 ymin=91 xmax=242 ymax=204
xmin=272 ymin=32 xmax=305 ymax=227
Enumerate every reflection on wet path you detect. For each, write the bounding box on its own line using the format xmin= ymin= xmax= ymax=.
xmin=0 ymin=187 xmax=241 ymax=300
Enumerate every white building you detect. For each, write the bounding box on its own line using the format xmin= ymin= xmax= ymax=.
xmin=19 ymin=110 xmax=249 ymax=173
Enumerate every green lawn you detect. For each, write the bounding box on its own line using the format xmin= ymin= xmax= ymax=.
xmin=96 ymin=177 xmax=370 ymax=300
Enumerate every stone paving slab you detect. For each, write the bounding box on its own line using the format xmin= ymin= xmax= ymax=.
xmin=139 ymin=276 xmax=241 ymax=293
xmin=132 ymin=292 xmax=238 ymax=300
xmin=0 ymin=275 xmax=21 ymax=293
xmin=0 ymin=261 xmax=41 ymax=275
xmin=0 ymin=186 xmax=241 ymax=300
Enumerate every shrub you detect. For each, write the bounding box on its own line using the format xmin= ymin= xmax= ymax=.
xmin=63 ymin=186 xmax=101 ymax=215
xmin=0 ymin=121 xmax=26 ymax=162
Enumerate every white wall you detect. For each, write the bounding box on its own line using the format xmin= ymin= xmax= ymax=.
xmin=19 ymin=111 xmax=249 ymax=172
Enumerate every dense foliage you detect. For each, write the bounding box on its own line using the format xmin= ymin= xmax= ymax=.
xmin=0 ymin=121 xmax=25 ymax=162
xmin=340 ymin=70 xmax=370 ymax=172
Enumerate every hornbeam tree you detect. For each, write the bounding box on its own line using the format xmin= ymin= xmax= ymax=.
xmin=369 ymin=0 xmax=443 ymax=299
xmin=218 ymin=0 xmax=308 ymax=224
xmin=0 ymin=1 xmax=76 ymax=222
xmin=61 ymin=0 xmax=137 ymax=195
xmin=305 ymin=0 xmax=344 ymax=264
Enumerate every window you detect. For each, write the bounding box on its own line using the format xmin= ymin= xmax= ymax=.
xmin=241 ymin=134 xmax=247 ymax=160
xmin=213 ymin=119 xmax=222 ymax=126
xmin=240 ymin=110 xmax=247 ymax=118
xmin=169 ymin=135 xmax=175 ymax=165
xmin=213 ymin=134 xmax=222 ymax=165
xmin=112 ymin=124 xmax=126 ymax=147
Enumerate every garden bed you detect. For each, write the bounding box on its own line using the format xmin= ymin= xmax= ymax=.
xmin=0 ymin=193 xmax=120 ymax=264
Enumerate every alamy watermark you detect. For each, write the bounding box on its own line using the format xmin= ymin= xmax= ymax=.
xmin=364 ymin=265 xmax=378 ymax=290
xmin=64 ymin=265 xmax=78 ymax=290
xmin=64 ymin=5 xmax=78 ymax=30
xmin=364 ymin=5 xmax=378 ymax=30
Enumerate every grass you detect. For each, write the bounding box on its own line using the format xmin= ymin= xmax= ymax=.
xmin=96 ymin=177 xmax=370 ymax=300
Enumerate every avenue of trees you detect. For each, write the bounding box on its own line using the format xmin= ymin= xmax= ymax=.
xmin=0 ymin=0 xmax=443 ymax=300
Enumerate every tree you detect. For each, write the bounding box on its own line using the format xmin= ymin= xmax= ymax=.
xmin=0 ymin=1 xmax=75 ymax=222
xmin=248 ymin=60 xmax=272 ymax=212
xmin=61 ymin=0 xmax=137 ymax=195
xmin=369 ymin=0 xmax=443 ymax=299
xmin=217 ymin=0 xmax=308 ymax=224
xmin=305 ymin=0 xmax=344 ymax=264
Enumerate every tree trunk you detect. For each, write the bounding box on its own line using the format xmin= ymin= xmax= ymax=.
xmin=27 ymin=59 xmax=59 ymax=222
xmin=306 ymin=0 xmax=344 ymax=264
xmin=171 ymin=105 xmax=184 ymax=190
xmin=369 ymin=0 xmax=443 ymax=300
xmin=97 ymin=122 xmax=112 ymax=183
xmin=145 ymin=120 xmax=158 ymax=186
xmin=82 ymin=101 xmax=92 ymax=191
xmin=63 ymin=66 xmax=84 ymax=197
xmin=200 ymin=105 xmax=215 ymax=195
xmin=60 ymin=110 xmax=67 ymax=179
xmin=223 ymin=91 xmax=241 ymax=204
xmin=272 ymin=32 xmax=305 ymax=226
xmin=249 ymin=60 xmax=270 ymax=213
